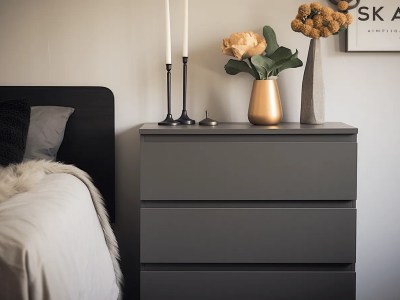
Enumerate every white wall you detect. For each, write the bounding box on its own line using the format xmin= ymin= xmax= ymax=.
xmin=1 ymin=0 xmax=399 ymax=299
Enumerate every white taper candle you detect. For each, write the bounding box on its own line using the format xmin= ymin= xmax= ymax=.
xmin=183 ymin=0 xmax=188 ymax=57
xmin=165 ymin=0 xmax=172 ymax=64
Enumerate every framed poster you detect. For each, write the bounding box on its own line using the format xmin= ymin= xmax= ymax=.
xmin=346 ymin=0 xmax=400 ymax=52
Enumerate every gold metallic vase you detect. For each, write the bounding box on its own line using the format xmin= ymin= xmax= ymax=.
xmin=248 ymin=79 xmax=283 ymax=125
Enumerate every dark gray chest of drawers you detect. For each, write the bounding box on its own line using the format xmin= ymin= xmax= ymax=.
xmin=140 ymin=122 xmax=358 ymax=300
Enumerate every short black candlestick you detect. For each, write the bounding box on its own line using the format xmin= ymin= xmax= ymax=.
xmin=175 ymin=57 xmax=195 ymax=125
xmin=159 ymin=64 xmax=179 ymax=126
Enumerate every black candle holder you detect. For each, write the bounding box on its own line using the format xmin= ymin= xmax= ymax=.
xmin=159 ymin=64 xmax=179 ymax=126
xmin=175 ymin=57 xmax=195 ymax=125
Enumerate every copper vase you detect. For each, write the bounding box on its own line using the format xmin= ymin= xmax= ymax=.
xmin=248 ymin=79 xmax=283 ymax=125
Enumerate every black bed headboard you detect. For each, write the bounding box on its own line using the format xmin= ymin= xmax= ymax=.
xmin=0 ymin=86 xmax=115 ymax=222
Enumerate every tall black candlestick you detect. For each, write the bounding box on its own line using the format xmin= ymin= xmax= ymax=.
xmin=175 ymin=57 xmax=195 ymax=125
xmin=159 ymin=64 xmax=179 ymax=126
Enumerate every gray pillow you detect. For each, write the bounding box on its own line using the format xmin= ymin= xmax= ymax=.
xmin=24 ymin=106 xmax=75 ymax=161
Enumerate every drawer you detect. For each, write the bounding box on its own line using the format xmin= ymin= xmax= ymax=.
xmin=141 ymin=271 xmax=356 ymax=300
xmin=140 ymin=141 xmax=357 ymax=200
xmin=141 ymin=208 xmax=356 ymax=263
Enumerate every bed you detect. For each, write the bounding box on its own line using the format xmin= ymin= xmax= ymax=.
xmin=0 ymin=86 xmax=120 ymax=300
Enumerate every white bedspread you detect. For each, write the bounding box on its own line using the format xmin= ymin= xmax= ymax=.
xmin=0 ymin=173 xmax=119 ymax=300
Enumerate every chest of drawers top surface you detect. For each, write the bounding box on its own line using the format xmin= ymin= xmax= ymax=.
xmin=139 ymin=122 xmax=357 ymax=135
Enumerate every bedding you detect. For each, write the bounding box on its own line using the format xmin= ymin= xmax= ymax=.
xmin=24 ymin=106 xmax=75 ymax=161
xmin=0 ymin=99 xmax=30 ymax=166
xmin=0 ymin=160 xmax=121 ymax=300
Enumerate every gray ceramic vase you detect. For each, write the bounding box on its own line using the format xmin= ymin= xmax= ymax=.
xmin=300 ymin=38 xmax=325 ymax=125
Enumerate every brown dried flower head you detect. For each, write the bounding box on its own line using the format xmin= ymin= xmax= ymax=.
xmin=323 ymin=15 xmax=334 ymax=23
xmin=301 ymin=25 xmax=313 ymax=37
xmin=291 ymin=19 xmax=304 ymax=32
xmin=305 ymin=19 xmax=314 ymax=27
xmin=328 ymin=20 xmax=340 ymax=33
xmin=321 ymin=6 xmax=334 ymax=17
xmin=337 ymin=1 xmax=349 ymax=11
xmin=346 ymin=13 xmax=354 ymax=25
xmin=313 ymin=15 xmax=324 ymax=28
xmin=298 ymin=4 xmax=312 ymax=17
xmin=332 ymin=12 xmax=347 ymax=25
xmin=320 ymin=27 xmax=332 ymax=37
xmin=309 ymin=28 xmax=321 ymax=39
xmin=221 ymin=32 xmax=267 ymax=60
xmin=310 ymin=2 xmax=322 ymax=11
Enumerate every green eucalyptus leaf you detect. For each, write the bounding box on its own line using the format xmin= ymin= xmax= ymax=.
xmin=224 ymin=59 xmax=256 ymax=78
xmin=269 ymin=46 xmax=293 ymax=62
xmin=277 ymin=50 xmax=303 ymax=74
xmin=263 ymin=26 xmax=279 ymax=57
xmin=263 ymin=56 xmax=292 ymax=77
xmin=290 ymin=49 xmax=299 ymax=59
xmin=250 ymin=55 xmax=274 ymax=80
xmin=277 ymin=58 xmax=303 ymax=74
xmin=247 ymin=58 xmax=261 ymax=80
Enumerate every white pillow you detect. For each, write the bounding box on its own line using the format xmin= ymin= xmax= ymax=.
xmin=24 ymin=106 xmax=74 ymax=161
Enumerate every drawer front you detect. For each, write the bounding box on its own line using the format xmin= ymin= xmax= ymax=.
xmin=141 ymin=271 xmax=356 ymax=300
xmin=141 ymin=208 xmax=356 ymax=263
xmin=141 ymin=141 xmax=357 ymax=200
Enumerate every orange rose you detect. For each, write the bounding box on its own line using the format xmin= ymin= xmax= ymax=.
xmin=221 ymin=32 xmax=267 ymax=60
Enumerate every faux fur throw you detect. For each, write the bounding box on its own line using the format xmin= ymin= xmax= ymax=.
xmin=0 ymin=160 xmax=123 ymax=296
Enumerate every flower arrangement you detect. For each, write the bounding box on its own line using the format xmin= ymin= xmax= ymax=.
xmin=221 ymin=26 xmax=303 ymax=80
xmin=291 ymin=1 xmax=356 ymax=38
